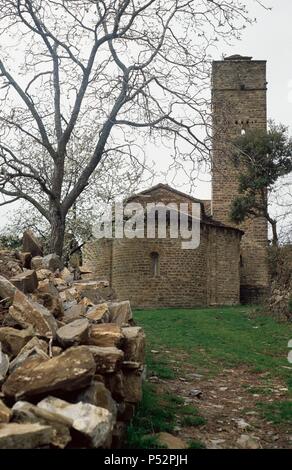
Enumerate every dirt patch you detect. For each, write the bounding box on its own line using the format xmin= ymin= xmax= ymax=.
xmin=149 ymin=365 xmax=291 ymax=449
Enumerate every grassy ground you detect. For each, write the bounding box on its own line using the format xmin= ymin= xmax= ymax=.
xmin=126 ymin=382 xmax=206 ymax=448
xmin=126 ymin=305 xmax=292 ymax=448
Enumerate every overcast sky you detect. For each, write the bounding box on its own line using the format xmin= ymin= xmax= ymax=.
xmin=0 ymin=0 xmax=291 ymax=230
xmin=191 ymin=0 xmax=292 ymax=199
xmin=150 ymin=0 xmax=292 ymax=199
xmin=223 ymin=0 xmax=292 ymax=129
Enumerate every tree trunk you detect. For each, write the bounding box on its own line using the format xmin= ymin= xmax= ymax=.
xmin=271 ymin=220 xmax=278 ymax=247
xmin=49 ymin=209 xmax=65 ymax=257
xmin=265 ymin=210 xmax=279 ymax=247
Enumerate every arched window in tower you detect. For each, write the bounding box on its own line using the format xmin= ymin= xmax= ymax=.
xmin=150 ymin=252 xmax=160 ymax=277
xmin=241 ymin=128 xmax=246 ymax=135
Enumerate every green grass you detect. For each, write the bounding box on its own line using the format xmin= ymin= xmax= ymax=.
xmin=181 ymin=415 xmax=206 ymax=427
xmin=244 ymin=385 xmax=274 ymax=396
xmin=135 ymin=306 xmax=292 ymax=388
xmin=146 ymin=353 xmax=176 ymax=379
xmin=126 ymin=306 xmax=292 ymax=447
xmin=257 ymin=401 xmax=292 ymax=424
xmin=188 ymin=440 xmax=206 ymax=449
xmin=126 ymin=382 xmax=205 ymax=449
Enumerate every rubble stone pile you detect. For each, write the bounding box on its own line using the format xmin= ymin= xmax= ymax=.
xmin=269 ymin=276 xmax=292 ymax=321
xmin=268 ymin=246 xmax=292 ymax=321
xmin=0 ymin=247 xmax=145 ymax=448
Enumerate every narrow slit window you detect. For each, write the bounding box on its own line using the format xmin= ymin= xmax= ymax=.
xmin=150 ymin=252 xmax=160 ymax=277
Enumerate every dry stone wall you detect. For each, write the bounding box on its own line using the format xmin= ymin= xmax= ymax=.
xmin=0 ymin=249 xmax=145 ymax=449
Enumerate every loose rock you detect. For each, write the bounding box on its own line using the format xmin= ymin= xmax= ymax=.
xmin=0 ymin=275 xmax=16 ymax=302
xmin=16 ymin=337 xmax=48 ymax=356
xmin=0 ymin=422 xmax=52 ymax=449
xmin=122 ymin=326 xmax=145 ymax=363
xmin=0 ymin=327 xmax=33 ymax=358
xmin=22 ymin=230 xmax=43 ymax=258
xmin=10 ymin=270 xmax=38 ymax=294
xmin=60 ymin=268 xmax=74 ymax=284
xmin=123 ymin=369 xmax=143 ymax=403
xmin=0 ymin=399 xmax=11 ymax=423
xmin=89 ymin=323 xmax=123 ymax=347
xmin=87 ymin=346 xmax=124 ymax=373
xmin=42 ymin=254 xmax=62 ymax=272
xmin=9 ymin=345 xmax=49 ymax=373
xmin=104 ymin=371 xmax=125 ymax=402
xmin=0 ymin=344 xmax=9 ymax=382
xmin=2 ymin=346 xmax=96 ymax=399
xmin=16 ymin=252 xmax=32 ymax=270
xmin=62 ymin=304 xmax=85 ymax=324
xmin=73 ymin=280 xmax=106 ymax=303
xmin=108 ymin=301 xmax=133 ymax=325
xmin=36 ymin=269 xmax=53 ymax=281
xmin=35 ymin=292 xmax=64 ymax=319
xmin=12 ymin=401 xmax=71 ymax=449
xmin=85 ymin=303 xmax=110 ymax=324
xmin=76 ymin=381 xmax=117 ymax=419
xmin=56 ymin=319 xmax=89 ymax=348
xmin=236 ymin=434 xmax=261 ymax=449
xmin=38 ymin=396 xmax=113 ymax=448
xmin=31 ymin=256 xmax=44 ymax=271
xmin=8 ymin=290 xmax=58 ymax=338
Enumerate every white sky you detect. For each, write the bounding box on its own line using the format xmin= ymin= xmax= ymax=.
xmin=183 ymin=0 xmax=292 ymax=200
xmin=151 ymin=0 xmax=292 ymax=200
xmin=0 ymin=0 xmax=291 ymax=229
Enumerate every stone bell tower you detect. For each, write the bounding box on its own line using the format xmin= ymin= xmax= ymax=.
xmin=211 ymin=55 xmax=269 ymax=303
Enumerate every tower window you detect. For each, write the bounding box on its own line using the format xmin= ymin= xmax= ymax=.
xmin=241 ymin=128 xmax=246 ymax=135
xmin=150 ymin=252 xmax=160 ymax=277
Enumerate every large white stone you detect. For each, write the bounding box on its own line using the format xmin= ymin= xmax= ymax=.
xmin=12 ymin=401 xmax=71 ymax=449
xmin=38 ymin=396 xmax=113 ymax=448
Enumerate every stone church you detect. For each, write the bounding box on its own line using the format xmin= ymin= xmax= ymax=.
xmin=83 ymin=55 xmax=269 ymax=308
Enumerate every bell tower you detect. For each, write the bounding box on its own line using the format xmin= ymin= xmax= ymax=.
xmin=211 ymin=55 xmax=269 ymax=302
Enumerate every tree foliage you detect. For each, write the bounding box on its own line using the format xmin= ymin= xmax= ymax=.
xmin=230 ymin=123 xmax=292 ymax=245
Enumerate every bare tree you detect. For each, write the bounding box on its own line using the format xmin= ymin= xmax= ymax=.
xmin=0 ymin=0 xmax=265 ymax=255
xmin=1 ymin=148 xmax=153 ymax=255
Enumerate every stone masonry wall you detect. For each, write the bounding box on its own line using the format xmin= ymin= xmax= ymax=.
xmin=83 ymin=223 xmax=241 ymax=308
xmin=206 ymin=226 xmax=241 ymax=306
xmin=0 ymin=249 xmax=145 ymax=449
xmin=82 ymin=239 xmax=112 ymax=283
xmin=212 ymin=57 xmax=269 ymax=301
